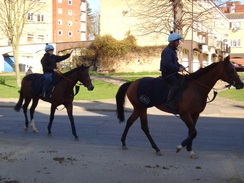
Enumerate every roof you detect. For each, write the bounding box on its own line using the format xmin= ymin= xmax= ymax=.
xmin=225 ymin=13 xmax=244 ymax=19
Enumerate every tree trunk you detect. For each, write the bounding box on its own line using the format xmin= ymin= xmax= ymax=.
xmin=172 ymin=0 xmax=183 ymax=63
xmin=12 ymin=42 xmax=21 ymax=87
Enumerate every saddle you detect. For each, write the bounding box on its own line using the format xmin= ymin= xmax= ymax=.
xmin=137 ymin=76 xmax=188 ymax=108
xmin=31 ymin=73 xmax=61 ymax=97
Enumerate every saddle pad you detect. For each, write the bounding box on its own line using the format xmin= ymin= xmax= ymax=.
xmin=31 ymin=74 xmax=45 ymax=96
xmin=137 ymin=77 xmax=170 ymax=108
xmin=30 ymin=73 xmax=62 ymax=97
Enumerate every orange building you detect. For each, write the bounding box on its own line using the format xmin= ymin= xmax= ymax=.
xmin=220 ymin=1 xmax=244 ymax=13
xmin=52 ymin=0 xmax=87 ymax=42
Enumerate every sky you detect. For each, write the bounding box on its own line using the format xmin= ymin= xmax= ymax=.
xmin=88 ymin=0 xmax=100 ymax=13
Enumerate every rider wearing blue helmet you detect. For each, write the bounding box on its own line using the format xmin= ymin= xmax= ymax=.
xmin=160 ymin=32 xmax=185 ymax=110
xmin=41 ymin=43 xmax=73 ymax=100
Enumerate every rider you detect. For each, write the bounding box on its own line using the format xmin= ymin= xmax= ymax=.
xmin=41 ymin=43 xmax=73 ymax=100
xmin=160 ymin=32 xmax=186 ymax=110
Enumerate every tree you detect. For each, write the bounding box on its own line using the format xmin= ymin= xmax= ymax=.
xmin=87 ymin=2 xmax=100 ymax=40
xmin=126 ymin=0 xmax=229 ymax=39
xmin=0 ymin=0 xmax=45 ymax=86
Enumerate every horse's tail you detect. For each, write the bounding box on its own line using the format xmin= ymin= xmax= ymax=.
xmin=116 ymin=82 xmax=132 ymax=122
xmin=14 ymin=89 xmax=24 ymax=112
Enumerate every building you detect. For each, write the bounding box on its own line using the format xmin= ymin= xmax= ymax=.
xmin=0 ymin=0 xmax=88 ymax=72
xmin=53 ymin=0 xmax=87 ymax=42
xmin=220 ymin=1 xmax=244 ymax=65
xmin=100 ymin=0 xmax=230 ymax=72
xmin=219 ymin=1 xmax=244 ymax=13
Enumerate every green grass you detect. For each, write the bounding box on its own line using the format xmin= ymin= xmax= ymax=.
xmin=219 ymin=88 xmax=244 ymax=101
xmin=74 ymin=79 xmax=119 ymax=100
xmin=0 ymin=76 xmax=119 ymax=100
xmin=0 ymin=73 xmax=243 ymax=101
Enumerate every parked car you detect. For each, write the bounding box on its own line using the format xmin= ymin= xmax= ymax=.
xmin=231 ymin=61 xmax=244 ymax=72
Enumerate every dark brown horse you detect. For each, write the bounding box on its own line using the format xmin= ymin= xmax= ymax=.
xmin=116 ymin=56 xmax=243 ymax=158
xmin=14 ymin=65 xmax=94 ymax=140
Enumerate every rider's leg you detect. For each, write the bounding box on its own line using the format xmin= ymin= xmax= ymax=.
xmin=42 ymin=73 xmax=52 ymax=98
xmin=165 ymin=75 xmax=180 ymax=110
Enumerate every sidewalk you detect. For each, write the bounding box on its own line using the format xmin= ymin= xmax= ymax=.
xmin=0 ymin=97 xmax=243 ymax=118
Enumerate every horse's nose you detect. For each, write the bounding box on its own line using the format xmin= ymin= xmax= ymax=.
xmin=236 ymin=81 xmax=244 ymax=89
xmin=88 ymin=85 xmax=94 ymax=91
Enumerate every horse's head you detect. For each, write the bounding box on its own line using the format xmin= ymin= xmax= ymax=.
xmin=220 ymin=56 xmax=244 ymax=89
xmin=79 ymin=65 xmax=94 ymax=91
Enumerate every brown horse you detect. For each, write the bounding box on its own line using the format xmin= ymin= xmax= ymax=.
xmin=116 ymin=56 xmax=243 ymax=158
xmin=14 ymin=65 xmax=94 ymax=140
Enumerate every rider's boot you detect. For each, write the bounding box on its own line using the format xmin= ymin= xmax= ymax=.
xmin=165 ymin=85 xmax=179 ymax=112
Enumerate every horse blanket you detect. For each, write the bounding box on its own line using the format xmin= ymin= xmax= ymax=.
xmin=31 ymin=73 xmax=61 ymax=97
xmin=137 ymin=76 xmax=187 ymax=108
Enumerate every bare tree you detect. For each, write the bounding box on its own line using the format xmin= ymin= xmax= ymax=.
xmin=126 ymin=0 xmax=229 ymax=39
xmin=87 ymin=3 xmax=100 ymax=40
xmin=0 ymin=0 xmax=46 ymax=86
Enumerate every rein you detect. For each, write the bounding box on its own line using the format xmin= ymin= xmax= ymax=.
xmin=183 ymin=70 xmax=221 ymax=103
xmin=55 ymin=70 xmax=72 ymax=82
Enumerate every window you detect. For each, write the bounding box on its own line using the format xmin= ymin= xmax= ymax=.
xmin=58 ymin=8 xmax=62 ymax=14
xmin=68 ymin=31 xmax=72 ymax=36
xmin=37 ymin=14 xmax=44 ymax=22
xmin=230 ymin=22 xmax=241 ymax=30
xmin=230 ymin=39 xmax=241 ymax=47
xmin=58 ymin=0 xmax=62 ymax=3
xmin=68 ymin=10 xmax=72 ymax=15
xmin=27 ymin=34 xmax=34 ymax=42
xmin=68 ymin=21 xmax=73 ymax=26
xmin=27 ymin=12 xmax=34 ymax=21
xmin=68 ymin=0 xmax=72 ymax=5
xmin=58 ymin=19 xmax=62 ymax=25
xmin=58 ymin=30 xmax=62 ymax=36
xmin=37 ymin=35 xmax=44 ymax=42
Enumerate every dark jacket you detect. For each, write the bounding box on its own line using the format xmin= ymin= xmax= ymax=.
xmin=41 ymin=53 xmax=71 ymax=73
xmin=160 ymin=44 xmax=183 ymax=74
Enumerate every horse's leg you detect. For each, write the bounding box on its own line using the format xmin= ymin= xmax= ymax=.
xmin=22 ymin=98 xmax=31 ymax=131
xmin=176 ymin=113 xmax=198 ymax=159
xmin=29 ymin=98 xmax=39 ymax=133
xmin=139 ymin=109 xmax=161 ymax=156
xmin=47 ymin=104 xmax=56 ymax=136
xmin=65 ymin=103 xmax=79 ymax=140
xmin=121 ymin=109 xmax=139 ymax=150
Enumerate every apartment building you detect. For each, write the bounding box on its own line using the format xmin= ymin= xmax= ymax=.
xmin=0 ymin=0 xmax=88 ymax=72
xmin=100 ymin=0 xmax=230 ymax=72
xmin=53 ymin=0 xmax=86 ymax=42
xmin=220 ymin=1 xmax=244 ymax=65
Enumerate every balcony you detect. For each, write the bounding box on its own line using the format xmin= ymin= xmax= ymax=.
xmin=207 ymin=36 xmax=217 ymax=47
xmin=222 ymin=43 xmax=230 ymax=53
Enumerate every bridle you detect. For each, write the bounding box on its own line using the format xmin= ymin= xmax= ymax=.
xmin=182 ymin=69 xmax=230 ymax=103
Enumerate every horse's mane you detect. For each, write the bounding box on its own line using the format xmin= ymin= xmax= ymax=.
xmin=188 ymin=61 xmax=222 ymax=79
xmin=63 ymin=67 xmax=80 ymax=77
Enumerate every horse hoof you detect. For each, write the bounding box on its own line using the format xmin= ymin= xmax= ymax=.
xmin=156 ymin=151 xmax=162 ymax=156
xmin=24 ymin=127 xmax=28 ymax=131
xmin=33 ymin=129 xmax=38 ymax=133
xmin=176 ymin=145 xmax=182 ymax=153
xmin=48 ymin=133 xmax=52 ymax=137
xmin=122 ymin=146 xmax=128 ymax=150
xmin=190 ymin=154 xmax=198 ymax=159
xmin=75 ymin=137 xmax=79 ymax=141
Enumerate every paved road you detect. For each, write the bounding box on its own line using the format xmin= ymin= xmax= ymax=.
xmin=0 ymin=108 xmax=243 ymax=183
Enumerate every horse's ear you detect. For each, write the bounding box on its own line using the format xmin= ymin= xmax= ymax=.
xmin=224 ymin=55 xmax=230 ymax=63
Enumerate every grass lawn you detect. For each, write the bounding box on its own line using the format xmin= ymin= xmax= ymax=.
xmin=0 ymin=75 xmax=119 ymax=100
xmin=219 ymin=88 xmax=244 ymax=101
xmin=0 ymin=72 xmax=243 ymax=101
